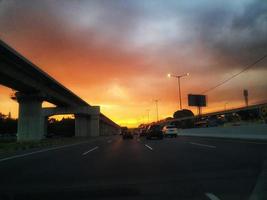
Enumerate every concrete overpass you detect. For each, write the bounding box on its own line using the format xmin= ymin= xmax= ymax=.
xmin=0 ymin=40 xmax=120 ymax=141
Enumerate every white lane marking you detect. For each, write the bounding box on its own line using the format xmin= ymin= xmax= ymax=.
xmin=205 ymin=193 xmax=221 ymax=200
xmin=190 ymin=142 xmax=216 ymax=149
xmin=0 ymin=141 xmax=90 ymax=163
xmin=82 ymin=146 xmax=99 ymax=156
xmin=145 ymin=144 xmax=153 ymax=151
xmin=107 ymin=140 xmax=112 ymax=143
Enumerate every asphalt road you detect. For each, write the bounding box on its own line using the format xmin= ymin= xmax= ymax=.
xmin=0 ymin=135 xmax=267 ymax=200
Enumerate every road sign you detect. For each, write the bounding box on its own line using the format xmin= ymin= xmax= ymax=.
xmin=188 ymin=94 xmax=207 ymax=107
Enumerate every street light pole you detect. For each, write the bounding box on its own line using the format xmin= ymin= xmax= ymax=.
xmin=168 ymin=73 xmax=189 ymax=110
xmin=177 ymin=76 xmax=182 ymax=110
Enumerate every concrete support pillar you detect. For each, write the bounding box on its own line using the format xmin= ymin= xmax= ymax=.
xmin=89 ymin=114 xmax=100 ymax=137
xmin=16 ymin=92 xmax=45 ymax=141
xmin=99 ymin=123 xmax=109 ymax=136
xmin=44 ymin=116 xmax=48 ymax=137
xmin=75 ymin=114 xmax=90 ymax=137
xmin=100 ymin=122 xmax=121 ymax=136
xmin=75 ymin=115 xmax=100 ymax=137
xmin=75 ymin=107 xmax=100 ymax=137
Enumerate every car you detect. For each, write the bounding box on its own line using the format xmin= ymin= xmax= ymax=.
xmin=162 ymin=125 xmax=178 ymax=137
xmin=146 ymin=125 xmax=163 ymax=140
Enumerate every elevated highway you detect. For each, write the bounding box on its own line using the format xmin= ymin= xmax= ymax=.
xmin=0 ymin=40 xmax=120 ymax=141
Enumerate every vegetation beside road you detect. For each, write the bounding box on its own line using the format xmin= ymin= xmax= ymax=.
xmin=0 ymin=113 xmax=79 ymax=155
xmin=0 ymin=113 xmax=75 ymax=138
xmin=0 ymin=137 xmax=91 ymax=155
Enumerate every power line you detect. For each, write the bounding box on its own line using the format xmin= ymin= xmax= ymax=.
xmin=202 ymin=53 xmax=267 ymax=94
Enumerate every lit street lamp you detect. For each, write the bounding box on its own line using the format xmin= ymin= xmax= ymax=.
xmin=167 ymin=73 xmax=189 ymax=110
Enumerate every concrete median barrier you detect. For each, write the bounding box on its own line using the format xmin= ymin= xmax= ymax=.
xmin=179 ymin=124 xmax=267 ymax=140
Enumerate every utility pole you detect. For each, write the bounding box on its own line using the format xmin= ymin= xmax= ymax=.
xmin=243 ymin=89 xmax=248 ymax=107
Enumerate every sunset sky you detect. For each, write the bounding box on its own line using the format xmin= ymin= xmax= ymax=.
xmin=0 ymin=0 xmax=267 ymax=127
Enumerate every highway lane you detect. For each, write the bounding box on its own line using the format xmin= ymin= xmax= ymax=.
xmin=144 ymin=136 xmax=267 ymax=199
xmin=0 ymin=135 xmax=266 ymax=200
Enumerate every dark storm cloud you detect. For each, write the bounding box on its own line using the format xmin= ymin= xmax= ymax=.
xmin=1 ymin=0 xmax=266 ymax=92
xmin=194 ymin=0 xmax=267 ymax=68
xmin=128 ymin=0 xmax=267 ymax=79
xmin=1 ymin=0 xmax=266 ymax=70
xmin=0 ymin=0 xmax=152 ymax=83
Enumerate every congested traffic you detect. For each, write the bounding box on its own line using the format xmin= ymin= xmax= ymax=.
xmin=121 ymin=124 xmax=178 ymax=140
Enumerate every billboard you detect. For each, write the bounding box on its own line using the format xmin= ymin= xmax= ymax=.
xmin=188 ymin=94 xmax=207 ymax=107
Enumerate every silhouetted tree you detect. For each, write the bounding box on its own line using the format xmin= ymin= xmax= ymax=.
xmin=173 ymin=109 xmax=194 ymax=119
xmin=172 ymin=109 xmax=194 ymax=128
xmin=47 ymin=117 xmax=75 ymax=137
xmin=0 ymin=112 xmax=17 ymax=134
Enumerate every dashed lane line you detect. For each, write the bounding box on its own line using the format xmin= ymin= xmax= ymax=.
xmin=190 ymin=142 xmax=216 ymax=149
xmin=205 ymin=193 xmax=221 ymax=200
xmin=82 ymin=146 xmax=99 ymax=155
xmin=145 ymin=144 xmax=153 ymax=151
xmin=0 ymin=141 xmax=91 ymax=163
